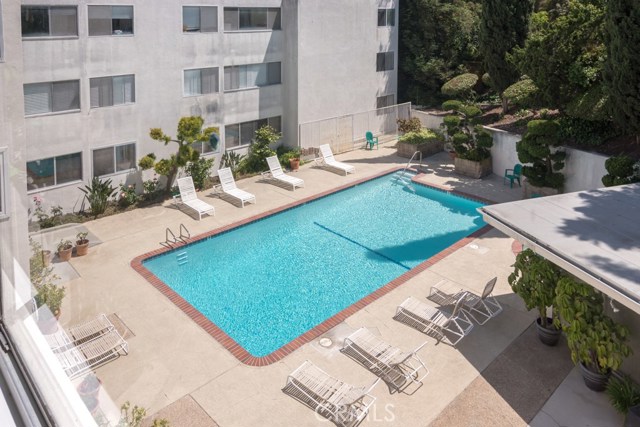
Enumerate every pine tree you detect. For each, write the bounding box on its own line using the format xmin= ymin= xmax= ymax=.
xmin=479 ymin=0 xmax=534 ymax=112
xmin=604 ymin=0 xmax=640 ymax=142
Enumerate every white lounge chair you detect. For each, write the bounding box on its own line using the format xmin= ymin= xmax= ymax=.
xmin=55 ymin=329 xmax=128 ymax=379
xmin=283 ymin=360 xmax=380 ymax=427
xmin=176 ymin=176 xmax=215 ymax=220
xmin=316 ymin=144 xmax=355 ymax=175
xmin=45 ymin=313 xmax=115 ymax=352
xmin=428 ymin=277 xmax=503 ymax=325
xmin=394 ymin=294 xmax=474 ymax=346
xmin=341 ymin=327 xmax=429 ymax=394
xmin=263 ymin=156 xmax=304 ymax=190
xmin=217 ymin=167 xmax=257 ymax=207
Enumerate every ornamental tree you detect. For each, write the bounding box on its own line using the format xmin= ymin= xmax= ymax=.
xmin=148 ymin=116 xmax=218 ymax=194
xmin=516 ymin=119 xmax=565 ymax=189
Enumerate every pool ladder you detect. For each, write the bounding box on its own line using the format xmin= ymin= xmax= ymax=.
xmin=394 ymin=151 xmax=422 ymax=193
xmin=161 ymin=223 xmax=191 ymax=249
xmin=176 ymin=251 xmax=188 ymax=266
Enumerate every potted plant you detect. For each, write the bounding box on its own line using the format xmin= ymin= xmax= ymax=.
xmin=57 ymin=239 xmax=73 ymax=262
xmin=75 ymin=232 xmax=90 ymax=256
xmin=277 ymin=147 xmax=301 ymax=172
xmin=77 ymin=373 xmax=102 ymax=399
xmin=555 ymin=276 xmax=632 ymax=391
xmin=606 ymin=375 xmax=640 ymax=425
xmin=508 ymin=248 xmax=563 ymax=346
xmin=30 ymin=238 xmax=65 ymax=333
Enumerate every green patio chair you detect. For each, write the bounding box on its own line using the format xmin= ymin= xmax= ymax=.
xmin=504 ymin=164 xmax=522 ymax=188
xmin=365 ymin=131 xmax=379 ymax=150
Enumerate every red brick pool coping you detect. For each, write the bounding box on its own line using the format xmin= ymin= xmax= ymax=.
xmin=131 ymin=167 xmax=496 ymax=366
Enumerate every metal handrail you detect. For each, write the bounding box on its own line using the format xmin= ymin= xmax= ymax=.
xmin=397 ymin=151 xmax=422 ymax=179
xmin=178 ymin=224 xmax=190 ymax=243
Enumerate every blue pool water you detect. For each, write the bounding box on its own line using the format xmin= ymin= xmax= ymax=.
xmin=143 ymin=172 xmax=485 ymax=357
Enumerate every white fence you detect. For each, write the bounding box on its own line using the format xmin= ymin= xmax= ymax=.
xmin=298 ymin=102 xmax=411 ymax=155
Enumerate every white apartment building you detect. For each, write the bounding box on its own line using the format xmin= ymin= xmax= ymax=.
xmin=0 ymin=1 xmax=397 ymax=424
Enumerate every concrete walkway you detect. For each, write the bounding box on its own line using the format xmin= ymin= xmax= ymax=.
xmin=45 ymin=145 xmax=621 ymax=426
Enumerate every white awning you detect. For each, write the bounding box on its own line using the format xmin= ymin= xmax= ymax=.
xmin=479 ymin=184 xmax=640 ymax=314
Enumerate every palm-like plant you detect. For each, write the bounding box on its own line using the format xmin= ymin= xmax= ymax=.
xmin=80 ymin=177 xmax=117 ymax=217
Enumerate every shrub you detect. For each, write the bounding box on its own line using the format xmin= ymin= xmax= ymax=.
xmin=441 ymin=73 xmax=479 ymax=100
xmin=503 ymin=78 xmax=540 ymax=108
xmin=516 ymin=119 xmax=565 ymax=189
xmin=565 ymin=84 xmax=610 ymax=122
xmin=440 ymin=101 xmax=492 ymax=161
xmin=602 ymin=155 xmax=640 ymax=187
xmin=558 ymin=116 xmax=618 ymax=147
xmin=606 ymin=375 xmax=640 ymax=419
xmin=185 ymin=157 xmax=214 ymax=190
xmin=277 ymin=147 xmax=301 ymax=168
xmin=142 ymin=176 xmax=161 ymax=201
xmin=398 ymin=129 xmax=443 ymax=145
xmin=220 ymin=151 xmax=246 ymax=178
xmin=79 ymin=177 xmax=117 ymax=217
xmin=481 ymin=72 xmax=492 ymax=88
xmin=241 ymin=125 xmax=279 ymax=173
xmin=32 ymin=196 xmax=63 ymax=229
xmin=442 ymin=100 xmax=463 ymax=111
xmin=458 ymin=105 xmax=482 ymax=119
xmin=138 ymin=153 xmax=156 ymax=170
xmin=118 ymin=184 xmax=138 ymax=208
xmin=396 ymin=117 xmax=422 ymax=134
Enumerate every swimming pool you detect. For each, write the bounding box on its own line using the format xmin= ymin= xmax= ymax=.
xmin=139 ymin=171 xmax=486 ymax=360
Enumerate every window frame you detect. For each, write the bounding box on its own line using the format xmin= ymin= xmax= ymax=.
xmin=225 ymin=116 xmax=281 ymax=149
xmin=183 ymin=67 xmax=220 ymax=97
xmin=26 ymin=152 xmax=83 ymax=192
xmin=376 ymin=51 xmax=395 ymax=72
xmin=92 ymin=142 xmax=137 ymax=178
xmin=23 ymin=80 xmax=81 ymax=117
xmin=87 ymin=5 xmax=134 ymax=37
xmin=223 ymin=62 xmax=281 ymax=92
xmin=377 ymin=8 xmax=395 ymax=27
xmin=89 ymin=74 xmax=136 ymax=108
xmin=182 ymin=6 xmax=218 ymax=33
xmin=21 ymin=5 xmax=78 ymax=39
xmin=0 ymin=147 xmax=8 ymax=220
xmin=223 ymin=7 xmax=281 ymax=32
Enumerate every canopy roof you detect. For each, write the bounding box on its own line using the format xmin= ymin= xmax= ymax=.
xmin=479 ymin=184 xmax=640 ymax=314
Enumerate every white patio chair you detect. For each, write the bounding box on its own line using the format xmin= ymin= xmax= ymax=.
xmin=45 ymin=313 xmax=115 ymax=352
xmin=55 ymin=329 xmax=128 ymax=379
xmin=176 ymin=176 xmax=215 ymax=220
xmin=394 ymin=294 xmax=474 ymax=346
xmin=341 ymin=327 xmax=429 ymax=394
xmin=262 ymin=156 xmax=304 ymax=190
xmin=217 ymin=167 xmax=256 ymax=207
xmin=283 ymin=360 xmax=380 ymax=427
xmin=428 ymin=277 xmax=503 ymax=325
xmin=315 ymin=144 xmax=355 ymax=176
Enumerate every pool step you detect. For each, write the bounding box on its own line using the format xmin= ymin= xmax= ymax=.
xmin=176 ymin=251 xmax=188 ymax=265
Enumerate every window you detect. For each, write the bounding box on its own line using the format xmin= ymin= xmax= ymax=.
xmin=376 ymin=52 xmax=394 ymax=72
xmin=223 ymin=62 xmax=281 ymax=91
xmin=377 ymin=8 xmax=395 ymax=27
xmin=225 ymin=116 xmax=281 ymax=148
xmin=88 ymin=5 xmax=133 ymax=36
xmin=224 ymin=8 xmax=280 ymax=31
xmin=184 ymin=68 xmax=219 ymax=96
xmin=376 ymin=94 xmax=395 ymax=109
xmin=27 ymin=152 xmax=82 ymax=191
xmin=24 ymin=80 xmax=80 ymax=116
xmin=0 ymin=148 xmax=7 ymax=218
xmin=93 ymin=143 xmax=136 ymax=177
xmin=21 ymin=6 xmax=77 ymax=38
xmin=183 ymin=6 xmax=217 ymax=32
xmin=193 ymin=131 xmax=220 ymax=155
xmin=90 ymin=75 xmax=135 ymax=108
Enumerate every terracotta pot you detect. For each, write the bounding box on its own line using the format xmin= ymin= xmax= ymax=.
xmin=289 ymin=158 xmax=300 ymax=171
xmin=75 ymin=241 xmax=89 ymax=256
xmin=58 ymin=247 xmax=72 ymax=262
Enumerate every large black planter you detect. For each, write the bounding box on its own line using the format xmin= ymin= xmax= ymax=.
xmin=535 ymin=317 xmax=561 ymax=346
xmin=579 ymin=362 xmax=611 ymax=392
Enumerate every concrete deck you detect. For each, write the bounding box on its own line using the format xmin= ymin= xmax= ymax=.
xmin=48 ymin=146 xmax=621 ymax=426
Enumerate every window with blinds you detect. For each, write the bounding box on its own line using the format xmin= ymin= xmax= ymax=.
xmin=21 ymin=6 xmax=77 ymax=37
xmin=90 ymin=75 xmax=135 ymax=108
xmin=26 ymin=152 xmax=82 ymax=191
xmin=183 ymin=6 xmax=218 ymax=32
xmin=183 ymin=68 xmax=219 ymax=96
xmin=93 ymin=143 xmax=136 ymax=177
xmin=224 ymin=8 xmax=281 ymax=31
xmin=24 ymin=80 xmax=80 ymax=116
xmin=376 ymin=52 xmax=394 ymax=72
xmin=88 ymin=5 xmax=134 ymax=36
xmin=225 ymin=116 xmax=281 ymax=148
xmin=223 ymin=62 xmax=281 ymax=91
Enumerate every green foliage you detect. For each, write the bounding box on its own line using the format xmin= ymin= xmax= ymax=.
xmin=558 ymin=116 xmax=618 ymax=147
xmin=80 ymin=177 xmax=117 ymax=217
xmin=555 ymin=276 xmax=632 ymax=374
xmin=241 ymin=125 xmax=279 ymax=173
xmin=186 ymin=157 xmax=214 ymax=191
xmin=398 ymin=0 xmax=483 ymax=106
xmin=396 ymin=117 xmax=423 ymax=134
xmin=516 ymin=119 xmax=565 ymax=189
xmin=138 ymin=154 xmax=156 ymax=170
xmin=441 ymin=101 xmax=493 ymax=161
xmin=76 ymin=231 xmax=89 ymax=244
xmin=116 ymin=401 xmax=170 ymax=427
xmin=603 ymin=0 xmax=640 ymax=139
xmin=221 ymin=151 xmax=246 ymax=178
xmin=508 ymin=249 xmax=562 ymax=328
xmin=602 ymin=155 xmax=640 ymax=187
xmin=606 ymin=375 xmax=640 ymax=417
xmin=29 ymin=238 xmax=65 ymax=316
xmin=441 ymin=73 xmax=479 ymax=100
xmin=32 ymin=196 xmax=63 ymax=229
xmin=442 ymin=100 xmax=463 ymax=111
xmin=398 ymin=129 xmax=443 ymax=145
xmin=479 ymin=0 xmax=534 ymax=100
xmin=481 ymin=72 xmax=492 ymax=88
xmin=565 ymin=84 xmax=611 ymax=121
xmin=458 ymin=104 xmax=482 ymax=119
xmin=141 ymin=176 xmax=161 ymax=201
xmin=149 ymin=116 xmax=218 ymax=193
xmin=503 ymin=78 xmax=541 ymax=108
xmin=118 ymin=184 xmax=138 ymax=208
xmin=276 ymin=146 xmax=301 ymax=168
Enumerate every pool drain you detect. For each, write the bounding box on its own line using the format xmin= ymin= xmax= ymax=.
xmin=319 ymin=337 xmax=333 ymax=347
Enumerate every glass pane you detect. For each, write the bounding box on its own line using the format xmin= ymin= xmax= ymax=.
xmin=268 ymin=116 xmax=281 ymax=133
xmin=268 ymin=8 xmax=281 ymax=30
xmin=240 ymin=8 xmax=267 ymax=29
xmin=21 ymin=7 xmax=50 ymax=37
xmin=240 ymin=122 xmax=254 ymax=145
xmin=238 ymin=65 xmax=248 ymax=89
xmin=387 ymin=9 xmax=395 ymax=26
xmin=26 ymin=158 xmax=55 ymax=190
xmin=112 ymin=6 xmax=134 ymax=35
xmin=223 ymin=67 xmax=234 ymax=91
xmin=88 ymin=6 xmax=111 ymax=36
xmin=267 ymin=62 xmax=281 ymax=85
xmin=224 ymin=8 xmax=238 ymax=31
xmin=90 ymin=77 xmax=112 ymax=108
xmin=50 ymin=7 xmax=77 ymax=36
xmin=378 ymin=9 xmax=386 ymax=26
xmin=201 ymin=7 xmax=218 ymax=32
xmin=225 ymin=124 xmax=240 ymax=147
xmin=52 ymin=80 xmax=80 ymax=112
xmin=56 ymin=152 xmax=82 ymax=185
xmin=113 ymin=75 xmax=134 ymax=105
xmin=24 ymin=83 xmax=52 ymax=115
xmin=183 ymin=7 xmax=200 ymax=32
xmin=93 ymin=147 xmax=114 ymax=177
xmin=184 ymin=69 xmax=202 ymax=96
xmin=115 ymin=144 xmax=135 ymax=172
xmin=201 ymin=68 xmax=218 ymax=94
xmin=386 ymin=52 xmax=394 ymax=70
xmin=376 ymin=53 xmax=384 ymax=72
xmin=247 ymin=64 xmax=262 ymax=87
